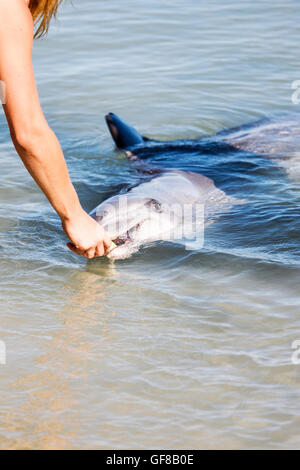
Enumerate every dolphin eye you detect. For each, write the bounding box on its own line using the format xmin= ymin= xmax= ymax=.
xmin=145 ymin=198 xmax=162 ymax=212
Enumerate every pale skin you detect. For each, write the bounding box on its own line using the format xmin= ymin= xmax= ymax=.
xmin=0 ymin=0 xmax=112 ymax=259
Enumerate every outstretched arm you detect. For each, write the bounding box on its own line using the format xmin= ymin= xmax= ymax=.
xmin=0 ymin=0 xmax=111 ymax=258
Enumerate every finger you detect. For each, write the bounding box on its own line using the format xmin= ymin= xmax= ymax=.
xmin=67 ymin=243 xmax=86 ymax=257
xmin=95 ymin=243 xmax=105 ymax=257
xmin=67 ymin=242 xmax=76 ymax=251
xmin=85 ymin=248 xmax=96 ymax=259
xmin=105 ymin=241 xmax=117 ymax=254
xmin=67 ymin=242 xmax=80 ymax=254
xmin=103 ymin=235 xmax=113 ymax=250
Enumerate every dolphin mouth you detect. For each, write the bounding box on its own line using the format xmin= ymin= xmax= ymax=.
xmin=109 ymin=229 xmax=135 ymax=251
xmin=107 ymin=222 xmax=143 ymax=256
xmin=107 ymin=231 xmax=140 ymax=260
xmin=113 ymin=232 xmax=133 ymax=247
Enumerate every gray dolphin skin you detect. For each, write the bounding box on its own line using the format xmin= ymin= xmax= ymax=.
xmin=90 ymin=114 xmax=236 ymax=259
xmin=217 ymin=113 xmax=300 ymax=158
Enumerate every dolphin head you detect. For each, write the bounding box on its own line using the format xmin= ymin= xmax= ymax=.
xmin=105 ymin=113 xmax=146 ymax=150
xmin=91 ymin=192 xmax=179 ymax=259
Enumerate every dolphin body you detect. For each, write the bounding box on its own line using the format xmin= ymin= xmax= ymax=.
xmin=90 ymin=113 xmax=237 ymax=259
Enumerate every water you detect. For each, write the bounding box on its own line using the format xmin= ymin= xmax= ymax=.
xmin=1 ymin=0 xmax=300 ymax=449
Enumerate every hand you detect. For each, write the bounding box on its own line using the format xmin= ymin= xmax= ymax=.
xmin=62 ymin=208 xmax=112 ymax=259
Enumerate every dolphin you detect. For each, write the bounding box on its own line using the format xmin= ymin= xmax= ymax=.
xmin=90 ymin=113 xmax=237 ymax=259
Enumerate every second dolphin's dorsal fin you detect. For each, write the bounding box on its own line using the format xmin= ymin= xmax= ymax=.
xmin=105 ymin=113 xmax=149 ymax=150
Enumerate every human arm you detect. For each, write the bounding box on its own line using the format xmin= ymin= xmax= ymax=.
xmin=0 ymin=0 xmax=111 ymax=258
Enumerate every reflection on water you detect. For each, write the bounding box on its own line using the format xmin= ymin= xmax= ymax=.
xmin=1 ymin=0 xmax=300 ymax=450
xmin=1 ymin=265 xmax=118 ymax=449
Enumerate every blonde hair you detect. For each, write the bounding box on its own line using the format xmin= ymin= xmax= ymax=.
xmin=29 ymin=0 xmax=63 ymax=38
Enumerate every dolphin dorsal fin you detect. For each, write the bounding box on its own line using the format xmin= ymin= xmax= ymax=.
xmin=105 ymin=113 xmax=148 ymax=150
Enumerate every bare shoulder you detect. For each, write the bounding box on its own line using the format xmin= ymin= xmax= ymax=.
xmin=0 ymin=0 xmax=33 ymax=34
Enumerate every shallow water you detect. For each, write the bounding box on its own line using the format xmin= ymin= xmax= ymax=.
xmin=1 ymin=0 xmax=300 ymax=449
